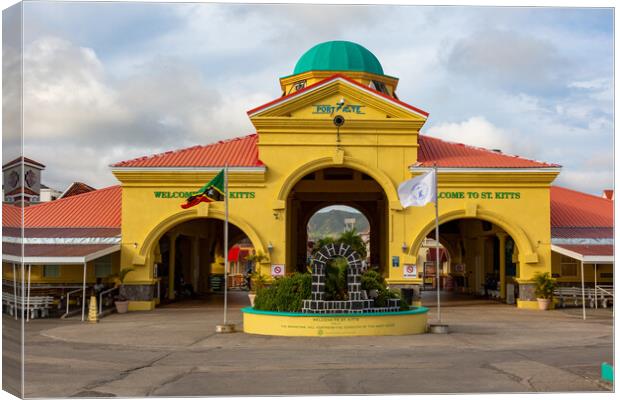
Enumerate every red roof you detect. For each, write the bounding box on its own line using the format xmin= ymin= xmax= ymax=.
xmin=9 ymin=186 xmax=122 ymax=228
xmin=61 ymin=182 xmax=96 ymax=199
xmin=2 ymin=156 xmax=45 ymax=170
xmin=2 ymin=204 xmax=22 ymax=228
xmin=550 ymin=186 xmax=613 ymax=228
xmin=554 ymin=244 xmax=614 ymax=257
xmin=552 ymin=227 xmax=613 ymax=239
xmin=2 ymin=243 xmax=117 ymax=258
xmin=112 ymin=132 xmax=560 ymax=170
xmin=112 ymin=134 xmax=263 ymax=168
xmin=417 ymin=135 xmax=560 ymax=168
xmin=247 ymin=73 xmax=429 ymax=117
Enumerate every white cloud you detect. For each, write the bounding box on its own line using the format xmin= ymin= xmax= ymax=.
xmin=23 ymin=36 xmax=130 ymax=139
xmin=424 ymin=116 xmax=514 ymax=153
xmin=441 ymin=29 xmax=566 ymax=94
xmin=6 ymin=4 xmax=613 ymax=196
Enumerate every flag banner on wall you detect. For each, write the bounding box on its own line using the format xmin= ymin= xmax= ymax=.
xmin=181 ymin=169 xmax=225 ymax=209
xmin=398 ymin=170 xmax=436 ymax=208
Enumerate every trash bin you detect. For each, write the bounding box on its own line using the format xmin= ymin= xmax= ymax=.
xmin=401 ymin=288 xmax=414 ymax=305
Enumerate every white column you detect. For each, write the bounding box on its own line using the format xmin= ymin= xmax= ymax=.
xmin=580 ymin=259 xmax=586 ymax=320
xmin=594 ymin=264 xmax=598 ymax=309
xmin=12 ymin=263 xmax=17 ymax=320
xmin=82 ymin=262 xmax=87 ymax=321
xmin=26 ymin=265 xmax=31 ymax=322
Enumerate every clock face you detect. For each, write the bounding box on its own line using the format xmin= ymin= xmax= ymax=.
xmin=8 ymin=171 xmax=19 ymax=189
xmin=25 ymin=170 xmax=36 ymax=188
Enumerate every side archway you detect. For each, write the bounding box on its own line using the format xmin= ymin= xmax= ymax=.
xmin=408 ymin=208 xmax=536 ymax=265
xmin=137 ymin=206 xmax=266 ymax=266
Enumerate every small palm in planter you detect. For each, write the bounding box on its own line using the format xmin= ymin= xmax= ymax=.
xmin=533 ymin=272 xmax=556 ymax=310
xmin=244 ymin=251 xmax=268 ymax=306
xmin=113 ymin=268 xmax=135 ymax=314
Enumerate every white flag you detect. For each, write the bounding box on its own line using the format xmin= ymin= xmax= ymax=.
xmin=398 ymin=170 xmax=436 ymax=208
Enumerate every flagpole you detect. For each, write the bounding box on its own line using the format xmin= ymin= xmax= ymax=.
xmin=223 ymin=164 xmax=229 ymax=326
xmin=434 ymin=163 xmax=441 ymax=323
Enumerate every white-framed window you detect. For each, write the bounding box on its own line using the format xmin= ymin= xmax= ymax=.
xmin=560 ymin=256 xmax=578 ymax=277
xmin=94 ymin=255 xmax=113 ymax=278
xmin=43 ymin=265 xmax=60 ymax=278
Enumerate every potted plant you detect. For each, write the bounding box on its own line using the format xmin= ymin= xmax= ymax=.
xmin=113 ymin=268 xmax=134 ymax=314
xmin=245 ymin=251 xmax=268 ymax=306
xmin=533 ymin=271 xmax=556 ymax=310
xmin=248 ymin=270 xmax=268 ymax=307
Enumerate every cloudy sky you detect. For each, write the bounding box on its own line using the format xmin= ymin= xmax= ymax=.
xmin=2 ymin=2 xmax=614 ymax=195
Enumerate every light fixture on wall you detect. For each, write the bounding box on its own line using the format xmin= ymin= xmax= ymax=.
xmin=267 ymin=242 xmax=274 ymax=253
xmin=401 ymin=242 xmax=408 ymax=253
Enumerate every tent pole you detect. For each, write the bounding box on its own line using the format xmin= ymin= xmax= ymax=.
xmin=580 ymin=259 xmax=586 ymax=320
xmin=26 ymin=265 xmax=31 ymax=322
xmin=82 ymin=262 xmax=87 ymax=321
xmin=13 ymin=263 xmax=17 ymax=320
xmin=594 ymin=264 xmax=598 ymax=309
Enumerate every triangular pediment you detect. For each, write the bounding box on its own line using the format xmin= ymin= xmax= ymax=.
xmin=248 ymin=75 xmax=428 ymax=122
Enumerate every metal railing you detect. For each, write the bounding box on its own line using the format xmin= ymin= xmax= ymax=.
xmin=99 ymin=287 xmax=119 ymax=316
xmin=61 ymin=288 xmax=84 ymax=319
xmin=595 ymin=285 xmax=614 ymax=309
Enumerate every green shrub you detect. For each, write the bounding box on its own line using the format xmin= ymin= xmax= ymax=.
xmin=325 ymin=257 xmax=348 ymax=301
xmin=361 ymin=269 xmax=385 ymax=292
xmin=253 ymin=273 xmax=312 ymax=312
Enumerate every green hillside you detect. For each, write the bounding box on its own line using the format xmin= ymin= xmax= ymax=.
xmin=307 ymin=209 xmax=369 ymax=239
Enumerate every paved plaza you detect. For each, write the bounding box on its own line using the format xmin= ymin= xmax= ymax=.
xmin=2 ymin=292 xmax=614 ymax=397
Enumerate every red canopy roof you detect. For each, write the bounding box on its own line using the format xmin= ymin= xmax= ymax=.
xmin=112 ymin=132 xmax=558 ymax=170
xmin=3 ymin=186 xmax=122 ymax=228
xmin=112 ymin=134 xmax=263 ymax=168
xmin=417 ymin=135 xmax=560 ymax=168
xmin=550 ymin=186 xmax=613 ymax=228
xmin=554 ymin=244 xmax=613 ymax=257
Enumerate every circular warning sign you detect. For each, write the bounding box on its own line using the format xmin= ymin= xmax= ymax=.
xmin=406 ymin=265 xmax=414 ymax=273
xmin=271 ymin=264 xmax=285 ymax=276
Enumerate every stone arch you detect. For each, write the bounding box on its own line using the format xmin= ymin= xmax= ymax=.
xmin=408 ymin=208 xmax=537 ymax=265
xmin=275 ymin=156 xmax=400 ymax=207
xmin=137 ymin=206 xmax=266 ymax=266
xmin=302 ymin=243 xmax=370 ymax=313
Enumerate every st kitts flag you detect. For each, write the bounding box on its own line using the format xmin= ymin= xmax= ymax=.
xmin=181 ymin=169 xmax=225 ymax=209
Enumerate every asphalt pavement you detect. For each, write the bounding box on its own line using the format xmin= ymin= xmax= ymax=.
xmin=2 ymin=291 xmax=614 ymax=397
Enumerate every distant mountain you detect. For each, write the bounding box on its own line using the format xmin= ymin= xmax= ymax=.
xmin=307 ymin=209 xmax=369 ymax=239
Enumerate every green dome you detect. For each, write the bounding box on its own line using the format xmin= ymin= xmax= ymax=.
xmin=293 ymin=41 xmax=384 ymax=76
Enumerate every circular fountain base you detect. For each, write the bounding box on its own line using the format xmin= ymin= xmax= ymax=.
xmin=241 ymin=307 xmax=429 ymax=337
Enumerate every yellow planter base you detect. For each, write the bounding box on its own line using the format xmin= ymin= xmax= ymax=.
xmin=127 ymin=300 xmax=156 ymax=311
xmin=242 ymin=307 xmax=429 ymax=337
xmin=517 ymin=299 xmax=555 ymax=310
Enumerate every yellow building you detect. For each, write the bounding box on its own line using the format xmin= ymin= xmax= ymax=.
xmin=2 ymin=41 xmax=614 ymax=315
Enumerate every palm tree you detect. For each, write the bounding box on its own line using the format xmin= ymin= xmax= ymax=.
xmin=338 ymin=229 xmax=367 ymax=259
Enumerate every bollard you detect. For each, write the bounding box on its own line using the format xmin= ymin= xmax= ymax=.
xmin=601 ymin=362 xmax=613 ymax=382
xmin=87 ymin=295 xmax=99 ymax=323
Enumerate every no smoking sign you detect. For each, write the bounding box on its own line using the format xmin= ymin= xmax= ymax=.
xmin=403 ymin=264 xmax=417 ymax=278
xmin=271 ymin=264 xmax=285 ymax=277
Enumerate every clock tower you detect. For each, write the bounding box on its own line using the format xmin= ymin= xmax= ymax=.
xmin=2 ymin=157 xmax=45 ymax=204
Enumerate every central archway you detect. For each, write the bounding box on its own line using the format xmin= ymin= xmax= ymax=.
xmin=285 ymin=167 xmax=388 ymax=274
